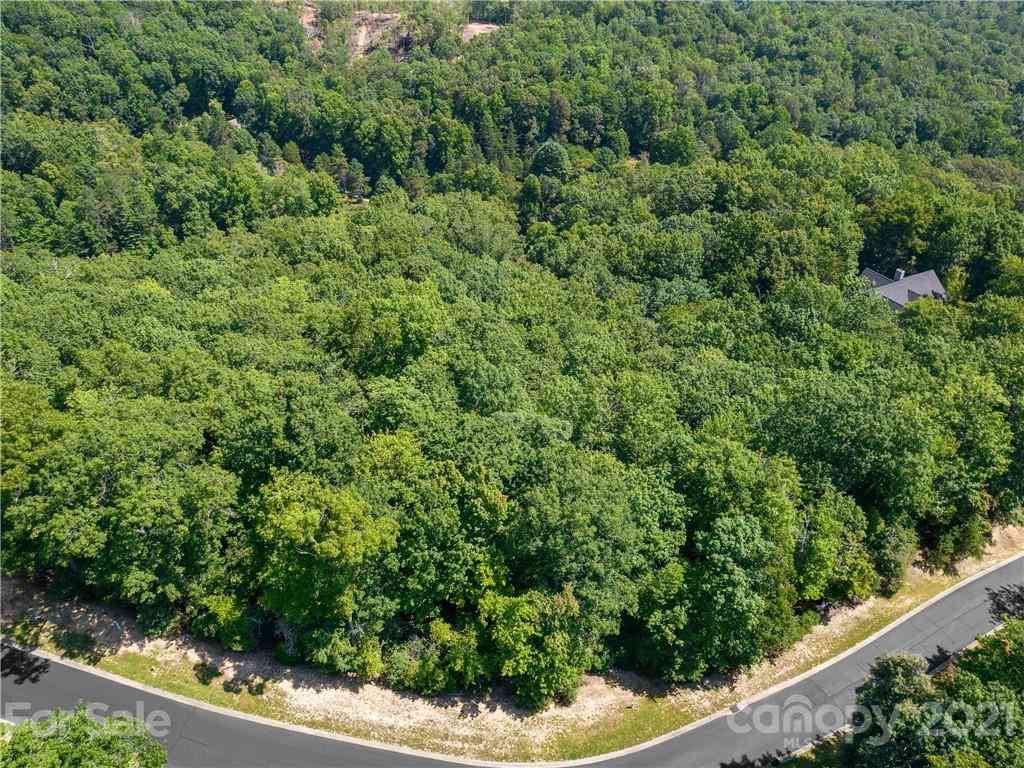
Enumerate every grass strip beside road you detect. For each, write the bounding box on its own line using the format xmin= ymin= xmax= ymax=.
xmin=544 ymin=537 xmax=1023 ymax=759
xmin=3 ymin=531 xmax=1022 ymax=763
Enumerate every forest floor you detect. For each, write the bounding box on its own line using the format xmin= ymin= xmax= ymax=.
xmin=3 ymin=526 xmax=1022 ymax=762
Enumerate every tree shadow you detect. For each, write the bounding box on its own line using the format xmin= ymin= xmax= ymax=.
xmin=388 ymin=683 xmax=531 ymax=723
xmin=603 ymin=667 xmax=673 ymax=698
xmin=718 ymin=747 xmax=789 ymax=767
xmin=1 ymin=643 xmax=51 ymax=684
xmin=925 ymin=645 xmax=952 ymax=673
xmin=987 ymin=584 xmax=1024 ymax=622
xmin=223 ymin=674 xmax=267 ymax=696
xmin=190 ymin=650 xmax=281 ymax=700
xmin=52 ymin=627 xmax=105 ymax=664
xmin=193 ymin=660 xmax=223 ymax=686
xmin=3 ymin=616 xmax=45 ymax=649
xmin=4 ymin=606 xmax=111 ymax=667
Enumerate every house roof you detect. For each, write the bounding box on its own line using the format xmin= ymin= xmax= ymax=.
xmin=860 ymin=268 xmax=893 ymax=287
xmin=869 ymin=269 xmax=947 ymax=309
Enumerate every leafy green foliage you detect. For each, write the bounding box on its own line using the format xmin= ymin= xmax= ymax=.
xmin=958 ymin=619 xmax=1024 ymax=694
xmin=531 ymin=140 xmax=572 ymax=182
xmin=2 ymin=0 xmax=1023 ymax=710
xmin=851 ymin=621 xmax=1024 ymax=768
xmin=0 ymin=705 xmax=166 ymax=768
xmin=255 ymin=470 xmax=398 ymax=628
xmin=479 ymin=588 xmax=586 ymax=709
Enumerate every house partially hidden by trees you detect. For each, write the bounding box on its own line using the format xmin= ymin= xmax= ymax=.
xmin=861 ymin=268 xmax=948 ymax=310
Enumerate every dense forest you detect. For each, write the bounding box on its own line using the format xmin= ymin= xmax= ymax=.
xmin=3 ymin=1 xmax=1024 ymax=710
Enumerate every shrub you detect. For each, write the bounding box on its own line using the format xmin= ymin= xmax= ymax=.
xmin=0 ymin=705 xmax=166 ymax=768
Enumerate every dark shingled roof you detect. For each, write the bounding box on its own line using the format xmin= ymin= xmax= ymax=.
xmin=868 ymin=269 xmax=947 ymax=309
xmin=860 ymin=268 xmax=893 ymax=287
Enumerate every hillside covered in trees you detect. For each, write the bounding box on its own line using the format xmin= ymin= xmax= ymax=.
xmin=3 ymin=1 xmax=1024 ymax=709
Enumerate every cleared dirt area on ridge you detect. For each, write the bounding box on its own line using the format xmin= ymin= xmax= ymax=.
xmin=461 ymin=22 xmax=500 ymax=43
xmin=3 ymin=526 xmax=1021 ymax=761
xmin=298 ymin=2 xmax=321 ymax=51
xmin=273 ymin=0 xmax=321 ymax=51
xmin=348 ymin=11 xmax=402 ymax=59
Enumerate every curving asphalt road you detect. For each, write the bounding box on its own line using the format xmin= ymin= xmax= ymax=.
xmin=2 ymin=554 xmax=1021 ymax=768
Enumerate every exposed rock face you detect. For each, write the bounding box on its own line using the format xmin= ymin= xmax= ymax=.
xmin=297 ymin=1 xmax=321 ymax=51
xmin=348 ymin=11 xmax=402 ymax=59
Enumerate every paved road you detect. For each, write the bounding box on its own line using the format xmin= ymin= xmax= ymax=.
xmin=3 ymin=555 xmax=1021 ymax=768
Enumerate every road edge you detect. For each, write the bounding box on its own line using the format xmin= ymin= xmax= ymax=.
xmin=4 ymin=551 xmax=1022 ymax=768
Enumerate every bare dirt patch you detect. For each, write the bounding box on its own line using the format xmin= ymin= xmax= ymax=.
xmin=273 ymin=0 xmax=322 ymax=52
xmin=461 ymin=22 xmax=500 ymax=43
xmin=547 ymin=525 xmax=1024 ymax=758
xmin=348 ymin=11 xmax=402 ymax=60
xmin=3 ymin=526 xmax=1020 ymax=761
xmin=0 ymin=576 xmax=639 ymax=759
xmin=297 ymin=1 xmax=322 ymax=51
